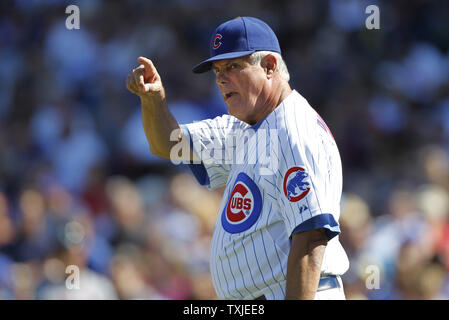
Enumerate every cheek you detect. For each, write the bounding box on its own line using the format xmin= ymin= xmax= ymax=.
xmin=248 ymin=71 xmax=265 ymax=88
xmin=232 ymin=71 xmax=264 ymax=106
xmin=244 ymin=78 xmax=263 ymax=103
xmin=235 ymin=78 xmax=250 ymax=94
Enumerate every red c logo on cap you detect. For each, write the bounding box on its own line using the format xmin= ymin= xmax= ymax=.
xmin=212 ymin=34 xmax=222 ymax=49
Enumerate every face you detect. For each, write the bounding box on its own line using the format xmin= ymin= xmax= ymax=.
xmin=212 ymin=57 xmax=268 ymax=124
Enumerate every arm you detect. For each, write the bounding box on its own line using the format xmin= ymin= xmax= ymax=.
xmin=285 ymin=228 xmax=328 ymax=300
xmin=126 ymin=57 xmax=190 ymax=160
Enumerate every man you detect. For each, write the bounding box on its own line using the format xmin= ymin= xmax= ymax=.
xmin=126 ymin=16 xmax=349 ymax=300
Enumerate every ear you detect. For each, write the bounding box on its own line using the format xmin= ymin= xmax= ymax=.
xmin=261 ymin=54 xmax=277 ymax=79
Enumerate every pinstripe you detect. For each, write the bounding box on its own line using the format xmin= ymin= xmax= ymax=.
xmin=232 ymin=237 xmax=255 ymax=298
xmin=292 ymin=103 xmax=324 ymax=218
xmin=241 ymin=238 xmax=262 ymax=293
xmin=250 ymin=233 xmax=275 ymax=297
xmin=249 ymin=188 xmax=283 ymax=296
xmin=215 ymin=233 xmax=229 ymax=297
xmin=263 ymin=119 xmax=279 ymax=177
xmin=210 ymin=251 xmax=225 ymax=298
xmin=218 ymin=226 xmax=235 ymax=299
xmin=216 ymin=212 xmax=230 ymax=298
xmin=211 ymin=223 xmax=225 ymax=298
xmin=262 ymin=178 xmax=281 ymax=192
xmin=262 ymin=201 xmax=287 ymax=279
xmin=307 ymin=138 xmax=323 ymax=216
xmin=202 ymin=124 xmax=242 ymax=131
xmin=283 ymin=105 xmax=313 ymax=227
xmin=218 ymin=253 xmax=239 ymax=299
xmin=274 ymin=108 xmax=297 ymax=230
xmin=265 ymin=192 xmax=277 ymax=202
xmin=265 ymin=201 xmax=287 ymax=278
xmin=226 ymin=115 xmax=231 ymax=129
xmin=211 ymin=186 xmax=228 ymax=299
xmin=224 ymin=235 xmax=245 ymax=298
xmin=259 ymin=228 xmax=284 ymax=293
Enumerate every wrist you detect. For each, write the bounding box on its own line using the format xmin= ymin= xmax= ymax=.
xmin=140 ymin=89 xmax=166 ymax=109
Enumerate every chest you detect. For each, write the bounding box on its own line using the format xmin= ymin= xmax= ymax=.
xmin=218 ymin=163 xmax=279 ymax=234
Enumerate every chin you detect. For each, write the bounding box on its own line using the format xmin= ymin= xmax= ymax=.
xmin=226 ymin=105 xmax=242 ymax=119
xmin=226 ymin=103 xmax=237 ymax=115
xmin=227 ymin=104 xmax=253 ymax=123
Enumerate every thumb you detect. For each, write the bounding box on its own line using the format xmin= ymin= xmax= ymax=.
xmin=141 ymin=82 xmax=160 ymax=93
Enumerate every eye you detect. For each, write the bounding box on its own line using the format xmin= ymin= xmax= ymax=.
xmin=226 ymin=63 xmax=239 ymax=72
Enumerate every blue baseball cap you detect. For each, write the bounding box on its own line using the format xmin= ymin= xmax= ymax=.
xmin=192 ymin=16 xmax=281 ymax=73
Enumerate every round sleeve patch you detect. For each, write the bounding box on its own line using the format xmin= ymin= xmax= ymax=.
xmin=283 ymin=167 xmax=311 ymax=202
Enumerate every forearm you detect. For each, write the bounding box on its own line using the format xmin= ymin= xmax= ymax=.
xmin=140 ymin=93 xmax=181 ymax=159
xmin=285 ymin=229 xmax=327 ymax=300
xmin=285 ymin=245 xmax=325 ymax=299
xmin=126 ymin=56 xmax=185 ymax=160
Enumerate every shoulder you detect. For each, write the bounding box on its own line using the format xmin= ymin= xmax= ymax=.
xmin=275 ymin=90 xmax=316 ymax=131
xmin=208 ymin=114 xmax=247 ymax=130
xmin=188 ymin=113 xmax=243 ymax=131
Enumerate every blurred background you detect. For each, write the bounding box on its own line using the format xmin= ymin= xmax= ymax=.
xmin=0 ymin=0 xmax=449 ymax=300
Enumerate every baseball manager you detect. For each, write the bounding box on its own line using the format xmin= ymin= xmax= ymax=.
xmin=126 ymin=16 xmax=349 ymax=300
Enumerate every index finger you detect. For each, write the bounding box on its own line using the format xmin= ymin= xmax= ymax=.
xmin=138 ymin=56 xmax=157 ymax=75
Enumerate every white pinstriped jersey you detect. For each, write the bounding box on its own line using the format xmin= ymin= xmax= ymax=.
xmin=182 ymin=90 xmax=349 ymax=300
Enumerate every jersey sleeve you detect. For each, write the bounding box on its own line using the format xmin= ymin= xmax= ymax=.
xmin=181 ymin=115 xmax=241 ymax=190
xmin=275 ymin=108 xmax=342 ymax=242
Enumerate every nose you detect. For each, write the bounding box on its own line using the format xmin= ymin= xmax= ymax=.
xmin=215 ymin=70 xmax=227 ymax=86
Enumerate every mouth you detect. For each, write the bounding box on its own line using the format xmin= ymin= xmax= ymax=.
xmin=224 ymin=92 xmax=237 ymax=101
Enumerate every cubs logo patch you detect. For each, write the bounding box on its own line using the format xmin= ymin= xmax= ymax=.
xmin=221 ymin=172 xmax=262 ymax=233
xmin=283 ymin=167 xmax=310 ymax=202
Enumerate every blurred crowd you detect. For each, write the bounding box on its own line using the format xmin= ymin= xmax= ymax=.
xmin=0 ymin=0 xmax=449 ymax=299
